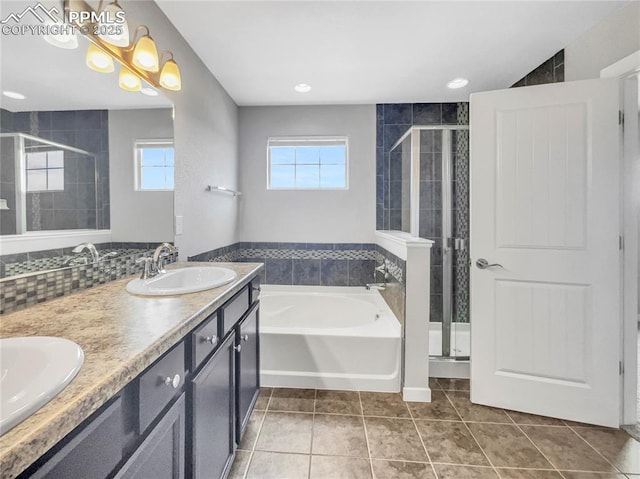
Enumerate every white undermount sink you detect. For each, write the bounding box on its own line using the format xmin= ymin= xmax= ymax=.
xmin=126 ymin=266 xmax=237 ymax=296
xmin=0 ymin=336 xmax=84 ymax=436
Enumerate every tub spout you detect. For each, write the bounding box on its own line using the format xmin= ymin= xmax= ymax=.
xmin=365 ymin=283 xmax=386 ymax=291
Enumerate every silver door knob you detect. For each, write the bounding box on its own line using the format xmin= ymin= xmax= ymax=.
xmin=234 ymin=344 xmax=242 ymax=352
xmin=204 ymin=335 xmax=217 ymax=344
xmin=476 ymin=258 xmax=503 ymax=269
xmin=242 ymin=334 xmax=249 ymax=342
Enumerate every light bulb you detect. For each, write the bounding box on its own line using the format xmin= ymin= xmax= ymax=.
xmin=119 ymin=66 xmax=141 ymax=91
xmin=159 ymin=59 xmax=181 ymax=91
xmin=86 ymin=44 xmax=114 ymax=73
xmin=97 ymin=1 xmax=129 ymax=47
xmin=132 ymin=35 xmax=159 ymax=72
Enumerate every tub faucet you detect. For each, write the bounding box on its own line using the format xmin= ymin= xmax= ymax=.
xmin=72 ymin=243 xmax=100 ymax=263
xmin=365 ymin=283 xmax=386 ymax=291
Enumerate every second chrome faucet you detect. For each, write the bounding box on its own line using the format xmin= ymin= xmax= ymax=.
xmin=136 ymin=243 xmax=178 ymax=280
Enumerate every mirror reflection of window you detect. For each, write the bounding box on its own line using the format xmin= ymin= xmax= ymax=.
xmin=135 ymin=140 xmax=175 ymax=190
xmin=25 ymin=150 xmax=65 ymax=192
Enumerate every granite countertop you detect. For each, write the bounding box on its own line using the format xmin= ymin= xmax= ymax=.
xmin=0 ymin=261 xmax=263 ymax=479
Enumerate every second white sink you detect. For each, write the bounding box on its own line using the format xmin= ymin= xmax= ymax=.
xmin=126 ymin=266 xmax=237 ymax=296
xmin=1 ymin=336 xmax=84 ymax=436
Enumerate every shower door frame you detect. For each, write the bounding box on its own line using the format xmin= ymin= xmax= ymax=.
xmin=390 ymin=125 xmax=470 ymax=358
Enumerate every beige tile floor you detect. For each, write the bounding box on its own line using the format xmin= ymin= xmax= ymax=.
xmin=228 ymin=379 xmax=640 ymax=479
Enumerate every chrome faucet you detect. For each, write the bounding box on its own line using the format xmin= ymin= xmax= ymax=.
xmin=136 ymin=243 xmax=178 ymax=280
xmin=152 ymin=242 xmax=178 ymax=274
xmin=72 ymin=243 xmax=100 ymax=263
xmin=366 ymin=260 xmax=391 ymax=290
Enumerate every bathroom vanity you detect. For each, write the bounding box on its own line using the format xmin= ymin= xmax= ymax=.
xmin=0 ymin=262 xmax=262 ymax=479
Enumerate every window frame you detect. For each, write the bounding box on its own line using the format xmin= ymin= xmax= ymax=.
xmin=134 ymin=139 xmax=175 ymax=192
xmin=266 ymin=136 xmax=349 ymax=191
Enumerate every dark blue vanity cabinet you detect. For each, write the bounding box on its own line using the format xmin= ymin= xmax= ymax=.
xmin=19 ymin=277 xmax=260 ymax=479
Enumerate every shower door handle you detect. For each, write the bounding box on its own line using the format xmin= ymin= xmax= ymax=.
xmin=476 ymin=258 xmax=503 ymax=270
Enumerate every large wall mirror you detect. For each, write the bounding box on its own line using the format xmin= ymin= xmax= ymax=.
xmin=0 ymin=0 xmax=175 ymax=278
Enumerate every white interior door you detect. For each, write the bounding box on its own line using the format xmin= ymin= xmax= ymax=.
xmin=470 ymin=78 xmax=621 ymax=427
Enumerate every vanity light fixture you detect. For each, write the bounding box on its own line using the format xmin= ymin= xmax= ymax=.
xmin=86 ymin=43 xmax=114 ymax=73
xmin=294 ymin=83 xmax=312 ymax=93
xmin=2 ymin=91 xmax=26 ymax=100
xmin=65 ymin=0 xmax=182 ymax=92
xmin=119 ymin=66 xmax=142 ymax=91
xmin=96 ymin=0 xmax=129 ymax=47
xmin=446 ymin=78 xmax=469 ymax=89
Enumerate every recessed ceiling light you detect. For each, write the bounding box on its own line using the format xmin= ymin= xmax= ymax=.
xmin=2 ymin=90 xmax=26 ymax=100
xmin=294 ymin=83 xmax=312 ymax=93
xmin=446 ymin=78 xmax=469 ymax=89
xmin=141 ymin=87 xmax=159 ymax=97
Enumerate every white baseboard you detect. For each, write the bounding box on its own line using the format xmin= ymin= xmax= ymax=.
xmin=403 ymin=387 xmax=431 ymax=402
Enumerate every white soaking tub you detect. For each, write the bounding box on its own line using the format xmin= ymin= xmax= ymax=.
xmin=259 ymin=285 xmax=402 ymax=392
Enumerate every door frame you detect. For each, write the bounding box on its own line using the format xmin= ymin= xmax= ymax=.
xmin=601 ymin=50 xmax=640 ymax=426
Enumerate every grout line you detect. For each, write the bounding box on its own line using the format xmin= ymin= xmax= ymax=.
xmin=508 ymin=422 xmax=564 ymax=476
xmin=241 ymin=450 xmax=253 ymax=479
xmin=358 ymin=391 xmax=376 ymax=479
xmin=307 ymin=389 xmax=317 ymax=479
xmin=406 ymin=395 xmax=440 ymax=479
xmin=442 ymin=389 xmax=501 ymax=479
xmin=562 ymin=424 xmax=625 ymax=474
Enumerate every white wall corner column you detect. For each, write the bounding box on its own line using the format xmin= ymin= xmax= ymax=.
xmin=375 ymin=231 xmax=433 ymax=402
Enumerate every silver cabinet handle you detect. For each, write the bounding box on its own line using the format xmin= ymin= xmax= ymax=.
xmin=242 ymin=334 xmax=249 ymax=342
xmin=476 ymin=258 xmax=503 ymax=270
xmin=234 ymin=344 xmax=242 ymax=352
xmin=252 ymin=285 xmax=261 ymax=292
xmin=163 ymin=374 xmax=181 ymax=389
xmin=204 ymin=335 xmax=217 ymax=344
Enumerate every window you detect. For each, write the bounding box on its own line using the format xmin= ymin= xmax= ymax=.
xmin=135 ymin=140 xmax=174 ymax=191
xmin=267 ymin=137 xmax=348 ymax=189
xmin=25 ymin=150 xmax=64 ymax=192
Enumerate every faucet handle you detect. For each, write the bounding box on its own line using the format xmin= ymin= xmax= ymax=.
xmin=135 ymin=257 xmax=154 ymax=279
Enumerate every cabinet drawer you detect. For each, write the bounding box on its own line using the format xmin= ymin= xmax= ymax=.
xmin=191 ymin=312 xmax=219 ymax=372
xmin=221 ymin=286 xmax=249 ymax=337
xmin=29 ymin=396 xmax=123 ymax=479
xmin=139 ymin=342 xmax=185 ymax=433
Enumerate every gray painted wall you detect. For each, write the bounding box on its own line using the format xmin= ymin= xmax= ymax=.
xmin=238 ymin=105 xmax=376 ymax=243
xmin=109 ymin=109 xmax=174 ymax=243
xmin=565 ymin=1 xmax=640 ymax=81
xmin=122 ymin=1 xmax=239 ymax=258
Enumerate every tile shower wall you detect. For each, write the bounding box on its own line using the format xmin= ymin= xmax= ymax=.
xmin=0 ymin=250 xmax=178 ymax=315
xmin=376 ymin=103 xmax=470 ymax=324
xmin=0 ymin=108 xmax=110 ymax=231
xmin=512 ymin=50 xmax=564 ymax=87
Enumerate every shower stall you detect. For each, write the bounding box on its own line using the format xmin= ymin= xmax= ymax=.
xmin=387 ymin=125 xmax=470 ymax=360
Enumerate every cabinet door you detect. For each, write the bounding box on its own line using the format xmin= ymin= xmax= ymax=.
xmin=236 ymin=302 xmax=260 ymax=441
xmin=114 ymin=394 xmax=185 ymax=479
xmin=191 ymin=333 xmax=235 ymax=479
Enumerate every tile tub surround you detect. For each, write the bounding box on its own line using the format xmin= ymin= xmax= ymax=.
xmin=189 ymin=242 xmax=398 ymax=287
xmin=0 ymin=262 xmax=263 ymax=479
xmin=229 ymin=381 xmax=640 ymax=479
xmin=0 ymin=248 xmax=178 ymax=315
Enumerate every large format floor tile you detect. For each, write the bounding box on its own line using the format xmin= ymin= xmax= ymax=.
xmin=371 ymin=460 xmax=435 ymax=479
xmin=467 ymin=423 xmax=553 ymax=469
xmin=255 ymin=412 xmax=314 ymax=454
xmin=572 ymin=426 xmax=640 ymax=474
xmin=521 ymin=426 xmax=616 ymax=472
xmin=364 ymin=417 xmax=428 ymax=462
xmin=231 ymin=385 xmax=637 ymax=479
xmin=245 ymin=451 xmax=310 ymax=479
xmin=414 ymin=420 xmax=488 ymax=466
xmin=311 ymin=414 xmax=368 ymax=457
xmin=309 ymin=455 xmax=372 ymax=479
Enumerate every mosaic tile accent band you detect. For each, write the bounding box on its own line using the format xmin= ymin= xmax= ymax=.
xmin=453 ymin=121 xmax=470 ymax=323
xmin=0 ymin=250 xmax=178 ymax=315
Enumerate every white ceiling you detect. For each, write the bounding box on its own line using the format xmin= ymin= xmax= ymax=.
xmin=0 ymin=0 xmax=172 ymax=112
xmin=156 ymin=0 xmax=628 ymax=106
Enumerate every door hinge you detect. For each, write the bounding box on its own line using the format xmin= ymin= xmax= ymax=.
xmin=619 ymin=110 xmax=625 ymax=126
xmin=619 ymin=361 xmax=624 ymax=375
xmin=619 ymin=236 xmax=624 ymax=250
